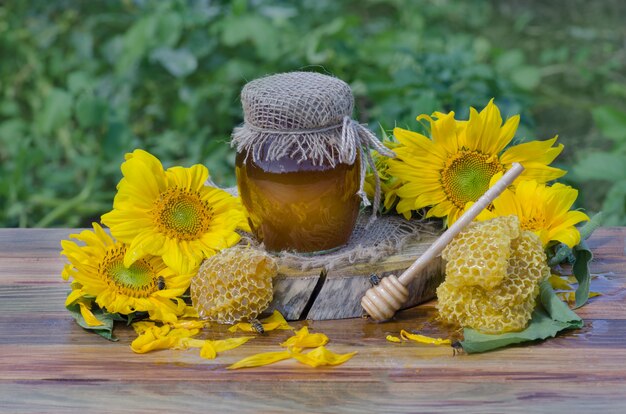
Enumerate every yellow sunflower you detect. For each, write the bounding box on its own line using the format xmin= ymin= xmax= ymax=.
xmin=101 ymin=149 xmax=249 ymax=274
xmin=388 ymin=100 xmax=566 ymax=224
xmin=476 ymin=179 xmax=589 ymax=248
xmin=61 ymin=223 xmax=190 ymax=323
xmin=364 ymin=140 xmax=406 ymax=217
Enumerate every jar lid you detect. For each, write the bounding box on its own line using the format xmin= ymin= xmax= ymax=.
xmin=231 ymin=71 xmax=355 ymax=167
xmin=241 ymin=71 xmax=354 ymax=131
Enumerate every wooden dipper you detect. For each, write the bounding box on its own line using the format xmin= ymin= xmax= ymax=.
xmin=361 ymin=162 xmax=525 ymax=321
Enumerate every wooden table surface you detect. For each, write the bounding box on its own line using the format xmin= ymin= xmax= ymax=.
xmin=1 ymin=228 xmax=625 ymax=413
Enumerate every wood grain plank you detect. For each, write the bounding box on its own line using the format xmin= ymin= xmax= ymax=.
xmin=0 ymin=228 xmax=78 ymax=258
xmin=2 ymin=380 xmax=624 ymax=414
xmin=0 ymin=227 xmax=625 ymax=413
xmin=266 ymin=273 xmax=321 ymax=320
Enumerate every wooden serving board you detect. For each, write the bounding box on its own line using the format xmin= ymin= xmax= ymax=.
xmin=267 ymin=233 xmax=444 ymax=321
xmin=2 ymin=228 xmax=626 ymax=413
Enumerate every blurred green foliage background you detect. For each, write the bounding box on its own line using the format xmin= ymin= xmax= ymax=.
xmin=1 ymin=0 xmax=625 ymax=227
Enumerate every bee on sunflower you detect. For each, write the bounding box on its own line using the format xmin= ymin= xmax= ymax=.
xmin=61 ymin=223 xmax=191 ymax=324
xmin=61 ymin=149 xmax=251 ymax=337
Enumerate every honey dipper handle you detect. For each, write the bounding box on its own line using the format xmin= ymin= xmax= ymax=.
xmin=397 ymin=162 xmax=524 ymax=285
xmin=361 ymin=163 xmax=524 ymax=321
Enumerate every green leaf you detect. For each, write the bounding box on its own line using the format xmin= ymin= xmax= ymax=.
xmin=460 ymin=281 xmax=583 ymax=353
xmin=592 ymin=105 xmax=626 ymax=142
xmin=66 ymin=302 xmax=118 ymax=341
xmin=120 ymin=15 xmax=158 ymax=67
xmin=150 ymin=47 xmax=198 ymax=78
xmin=510 ymin=65 xmax=541 ymax=90
xmin=219 ymin=15 xmax=282 ymax=59
xmin=304 ymin=18 xmax=344 ymax=64
xmin=0 ymin=101 xmax=20 ymax=117
xmin=103 ymin=121 xmax=131 ymax=160
xmin=495 ymin=49 xmax=525 ymax=72
xmin=231 ymin=0 xmax=248 ymax=15
xmin=154 ymin=12 xmax=183 ymax=47
xmin=75 ymin=94 xmax=108 ymax=128
xmin=573 ymin=152 xmax=626 ymax=181
xmin=601 ymin=181 xmax=626 ymax=225
xmin=67 ymin=71 xmax=93 ymax=94
xmin=572 ymin=240 xmax=593 ymax=308
xmin=0 ymin=119 xmax=27 ymax=156
xmin=38 ymin=89 xmax=73 ymax=134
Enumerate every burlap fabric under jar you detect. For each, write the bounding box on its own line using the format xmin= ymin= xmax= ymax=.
xmin=232 ymin=71 xmax=396 ymax=253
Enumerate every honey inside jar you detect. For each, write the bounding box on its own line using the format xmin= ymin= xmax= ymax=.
xmin=236 ymin=150 xmax=361 ymax=253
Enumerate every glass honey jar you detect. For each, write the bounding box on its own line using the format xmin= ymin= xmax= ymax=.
xmin=231 ymin=71 xmax=394 ymax=253
xmin=236 ymin=146 xmax=361 ymax=253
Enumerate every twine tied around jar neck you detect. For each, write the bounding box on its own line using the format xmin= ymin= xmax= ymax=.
xmin=231 ymin=71 xmax=396 ymax=222
xmin=338 ymin=116 xmax=396 ymax=214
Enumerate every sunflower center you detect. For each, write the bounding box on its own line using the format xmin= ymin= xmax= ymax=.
xmin=441 ymin=151 xmax=504 ymax=209
xmin=99 ymin=246 xmax=158 ymax=298
xmin=153 ymin=187 xmax=213 ymax=241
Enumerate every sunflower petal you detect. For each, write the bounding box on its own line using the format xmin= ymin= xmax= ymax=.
xmin=228 ymin=311 xmax=293 ymax=333
xmin=78 ymin=302 xmax=104 ymax=327
xmin=491 ymin=187 xmax=524 ymax=218
xmin=119 ymin=149 xmax=167 ymax=202
xmin=130 ymin=325 xmax=176 ymax=353
xmin=148 ymin=297 xmax=187 ymax=323
xmin=393 ymin=127 xmax=447 ymax=161
xmin=558 ymin=291 xmax=601 ymax=303
xmin=280 ymin=327 xmax=328 ymax=351
xmin=429 ymin=111 xmax=459 ymax=155
xmin=160 ymin=241 xmax=191 ymax=274
xmin=171 ymin=319 xmax=207 ymax=330
xmin=199 ymin=341 xmax=218 ymax=359
xmin=549 ymin=227 xmax=581 ymax=248
xmin=227 ymin=351 xmax=292 ymax=369
xmin=290 ymin=346 xmax=357 ymax=367
xmin=101 ymin=210 xmax=153 ymax=243
xmin=166 ymin=164 xmax=209 ymax=191
xmin=544 ymin=184 xmax=579 ymax=216
xmin=519 ymin=164 xmax=567 ymax=183
xmin=124 ymin=230 xmax=166 ymax=267
xmin=501 ymin=136 xmax=562 ymax=162
xmin=213 ymin=337 xmax=254 ymax=352
xmin=549 ymin=275 xmax=573 ymax=291
xmin=175 ymin=336 xmax=254 ymax=358
xmin=476 ymin=99 xmax=505 ymax=154
xmin=553 ymin=210 xmax=590 ymax=231
xmin=400 ymin=330 xmax=451 ymax=346
xmin=65 ymin=288 xmax=86 ymax=307
xmin=498 ymin=115 xmax=520 ymax=149
xmin=132 ymin=321 xmax=156 ymax=335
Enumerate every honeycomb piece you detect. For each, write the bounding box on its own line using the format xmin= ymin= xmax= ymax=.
xmin=437 ymin=282 xmax=537 ymax=334
xmin=442 ymin=216 xmax=520 ymax=290
xmin=436 ymin=217 xmax=549 ymax=334
xmin=191 ymin=246 xmax=278 ymax=324
xmin=491 ymin=231 xmax=549 ymax=308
